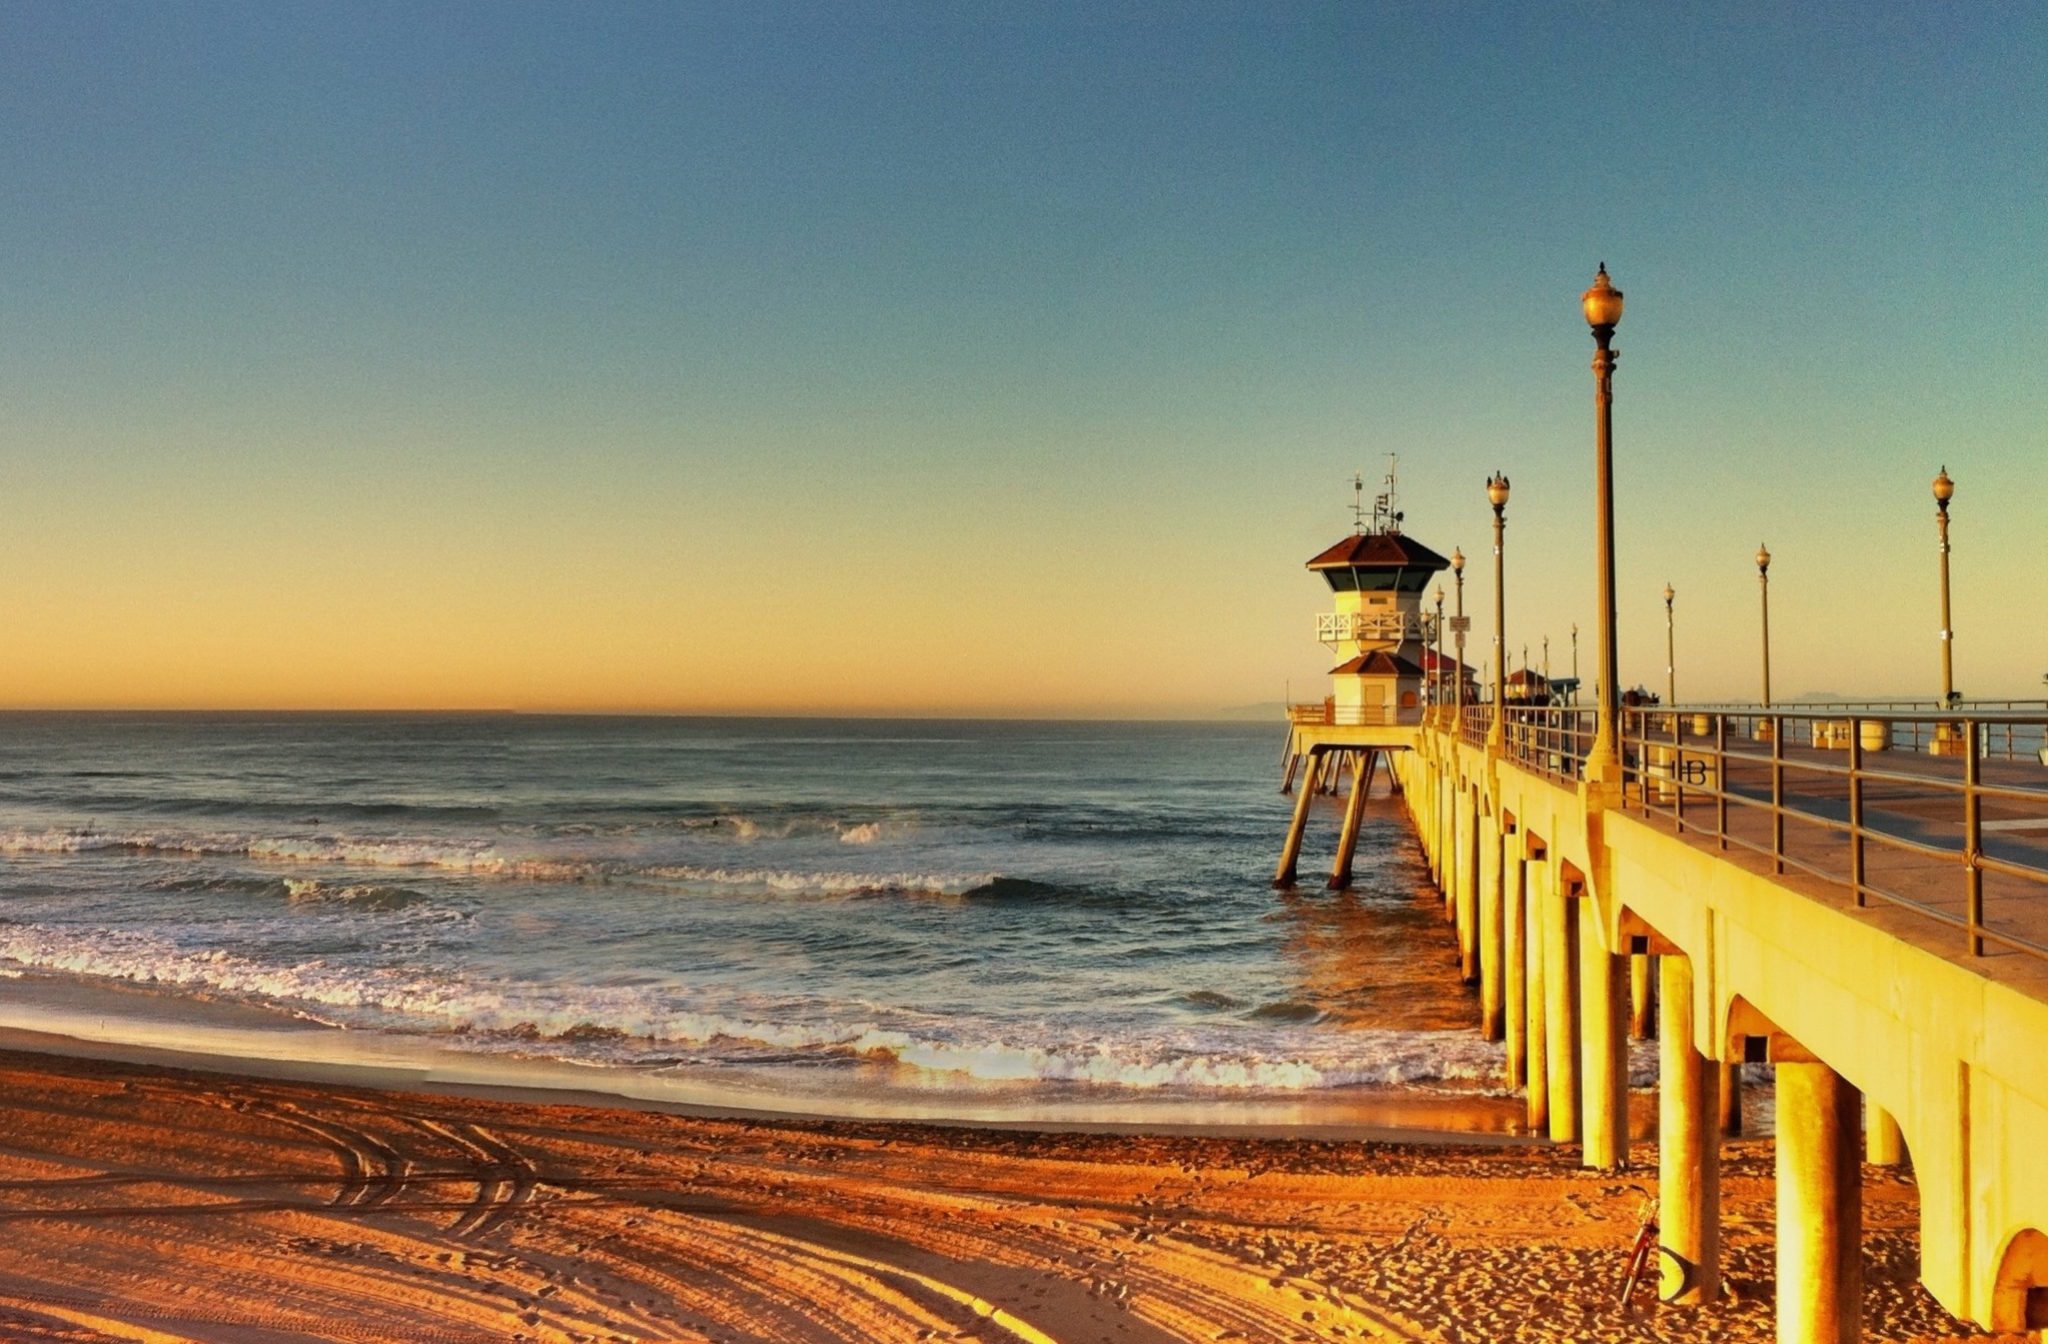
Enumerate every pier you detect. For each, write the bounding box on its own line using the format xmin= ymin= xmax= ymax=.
xmin=1284 ymin=689 xmax=2048 ymax=1339
xmin=1275 ymin=268 xmax=2047 ymax=1341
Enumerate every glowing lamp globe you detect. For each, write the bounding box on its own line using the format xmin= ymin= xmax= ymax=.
xmin=1582 ymin=263 xmax=1624 ymax=329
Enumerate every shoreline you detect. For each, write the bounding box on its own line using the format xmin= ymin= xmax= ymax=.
xmin=0 ymin=1015 xmax=1554 ymax=1146
xmin=0 ymin=1040 xmax=1969 ymax=1343
xmin=0 ymin=968 xmax=1568 ymax=1141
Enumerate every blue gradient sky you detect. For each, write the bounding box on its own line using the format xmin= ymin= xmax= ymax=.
xmin=0 ymin=3 xmax=2040 ymax=710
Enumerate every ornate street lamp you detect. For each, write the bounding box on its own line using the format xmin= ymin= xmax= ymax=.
xmin=1934 ymin=467 xmax=1957 ymax=707
xmin=1757 ymin=544 xmax=1773 ymax=708
xmin=1452 ymin=547 xmax=1468 ymax=722
xmin=1486 ymin=473 xmax=1510 ymax=746
xmin=1664 ymin=583 xmax=1676 ymax=707
xmin=1433 ymin=584 xmax=1447 ymax=718
xmin=1580 ymin=264 xmax=1625 ymax=783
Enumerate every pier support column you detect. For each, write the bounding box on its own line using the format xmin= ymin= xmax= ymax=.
xmin=1864 ymin=1101 xmax=1905 ymax=1166
xmin=1478 ymin=811 xmax=1504 ymax=1039
xmin=1419 ymin=759 xmax=1438 ymax=879
xmin=1503 ymin=845 xmax=1527 ymax=1088
xmin=1630 ymin=952 xmax=1655 ymax=1039
xmin=1658 ymin=954 xmax=1720 ymax=1304
xmin=1329 ymin=753 xmax=1372 ymax=889
xmin=1580 ymin=910 xmax=1629 ymax=1170
xmin=1457 ymin=793 xmax=1480 ymax=982
xmin=1775 ymin=1051 xmax=1862 ymax=1344
xmin=1523 ymin=858 xmax=1548 ymax=1129
xmin=1721 ymin=1061 xmax=1745 ymax=1136
xmin=1443 ymin=781 xmax=1461 ymax=922
xmin=1543 ymin=872 xmax=1580 ymax=1142
xmin=1435 ymin=767 xmax=1451 ymax=887
xmin=1274 ymin=752 xmax=1319 ymax=887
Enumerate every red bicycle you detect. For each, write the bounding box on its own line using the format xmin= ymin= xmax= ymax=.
xmin=1617 ymin=1186 xmax=1660 ymax=1311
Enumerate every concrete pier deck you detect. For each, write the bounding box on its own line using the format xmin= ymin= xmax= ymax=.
xmin=1373 ymin=703 xmax=2048 ymax=1338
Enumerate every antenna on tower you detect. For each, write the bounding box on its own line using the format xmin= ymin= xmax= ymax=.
xmin=1370 ymin=453 xmax=1403 ymax=534
xmin=1350 ymin=472 xmax=1367 ymax=534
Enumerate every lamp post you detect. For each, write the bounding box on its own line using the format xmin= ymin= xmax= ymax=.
xmin=1580 ymin=264 xmax=1625 ymax=784
xmin=1486 ymin=473 xmax=1510 ymax=747
xmin=1434 ymin=585 xmax=1447 ymax=719
xmin=1452 ymin=547 xmax=1468 ymax=726
xmin=1664 ymin=583 xmax=1676 ymax=707
xmin=1934 ymin=467 xmax=1956 ymax=707
xmin=1757 ymin=544 xmax=1772 ymax=708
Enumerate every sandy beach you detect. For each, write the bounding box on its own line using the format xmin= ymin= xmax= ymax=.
xmin=0 ymin=1038 xmax=1984 ymax=1344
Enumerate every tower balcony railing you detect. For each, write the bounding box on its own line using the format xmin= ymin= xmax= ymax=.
xmin=1314 ymin=611 xmax=1422 ymax=645
xmin=1423 ymin=704 xmax=2048 ymax=965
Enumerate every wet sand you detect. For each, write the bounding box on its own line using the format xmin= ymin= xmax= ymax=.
xmin=0 ymin=1043 xmax=1985 ymax=1344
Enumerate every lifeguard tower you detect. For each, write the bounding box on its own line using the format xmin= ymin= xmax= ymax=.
xmin=1304 ymin=465 xmax=1450 ymax=726
xmin=1276 ymin=463 xmax=1454 ymax=889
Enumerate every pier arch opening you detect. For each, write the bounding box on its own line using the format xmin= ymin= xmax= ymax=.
xmin=1992 ymin=1227 xmax=2048 ymax=1331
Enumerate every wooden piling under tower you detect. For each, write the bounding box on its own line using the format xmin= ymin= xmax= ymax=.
xmin=1273 ymin=749 xmax=1320 ymax=887
xmin=1329 ymin=751 xmax=1374 ymax=888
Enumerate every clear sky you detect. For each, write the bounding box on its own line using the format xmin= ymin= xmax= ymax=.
xmin=0 ymin=3 xmax=2040 ymax=713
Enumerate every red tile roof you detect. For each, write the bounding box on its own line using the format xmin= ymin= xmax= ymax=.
xmin=1328 ymin=650 xmax=1425 ymax=677
xmin=1305 ymin=532 xmax=1452 ymax=571
xmin=1420 ymin=649 xmax=1476 ymax=675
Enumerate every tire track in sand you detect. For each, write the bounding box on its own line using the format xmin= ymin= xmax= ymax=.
xmin=406 ymin=1118 xmax=540 ymax=1239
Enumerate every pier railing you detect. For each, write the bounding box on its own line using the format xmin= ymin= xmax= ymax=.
xmin=1671 ymin=701 xmax=2048 ymax=755
xmin=1502 ymin=705 xmax=1597 ymax=782
xmin=1465 ymin=705 xmax=2048 ymax=963
xmin=1285 ymin=702 xmax=1423 ymax=727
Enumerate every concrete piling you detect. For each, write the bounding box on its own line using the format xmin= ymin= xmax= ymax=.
xmin=1658 ymin=953 xmax=1720 ymax=1304
xmin=1775 ymin=1054 xmax=1863 ymax=1344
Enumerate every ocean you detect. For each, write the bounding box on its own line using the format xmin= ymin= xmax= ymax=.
xmin=0 ymin=713 xmax=1513 ymax=1127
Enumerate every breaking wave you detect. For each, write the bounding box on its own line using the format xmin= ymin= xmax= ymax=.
xmin=0 ymin=827 xmax=989 ymax=899
xmin=0 ymin=923 xmax=1504 ymax=1092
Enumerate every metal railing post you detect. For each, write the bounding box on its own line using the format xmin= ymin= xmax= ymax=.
xmin=1771 ymin=713 xmax=1785 ymax=875
xmin=1672 ymin=707 xmax=1685 ymax=834
xmin=1848 ymin=716 xmax=1865 ymax=906
xmin=1966 ymin=721 xmax=1984 ymax=956
xmin=1637 ymin=711 xmax=1650 ymax=816
xmin=1716 ymin=712 xmax=1728 ymax=850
